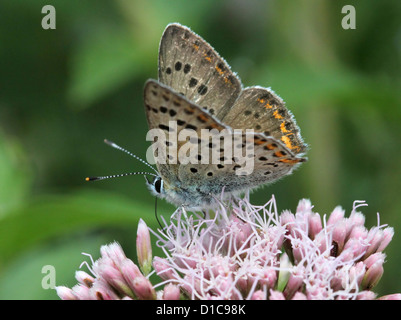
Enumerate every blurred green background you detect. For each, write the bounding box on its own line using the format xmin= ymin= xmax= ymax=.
xmin=0 ymin=0 xmax=400 ymax=299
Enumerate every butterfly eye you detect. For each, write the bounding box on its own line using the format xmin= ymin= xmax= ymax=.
xmin=154 ymin=177 xmax=163 ymax=194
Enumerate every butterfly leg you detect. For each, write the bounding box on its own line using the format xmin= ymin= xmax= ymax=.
xmin=154 ymin=197 xmax=165 ymax=230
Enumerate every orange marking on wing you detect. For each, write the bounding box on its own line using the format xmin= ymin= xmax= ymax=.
xmin=281 ymin=135 xmax=294 ymax=150
xmin=193 ymin=44 xmax=199 ymax=50
xmin=198 ymin=114 xmax=209 ymax=122
xmin=185 ymin=107 xmax=195 ymax=114
xmin=215 ymin=65 xmax=224 ymax=75
xmin=280 ymin=122 xmax=290 ymax=133
xmin=273 ymin=110 xmax=283 ymax=119
xmin=279 ymin=158 xmax=302 ymax=164
xmin=224 ymin=77 xmax=232 ymax=84
xmin=292 ymin=145 xmax=301 ymax=152
xmin=257 ymin=98 xmax=273 ymax=109
xmin=266 ymin=144 xmax=277 ymax=150
xmin=204 ymin=55 xmax=212 ymax=62
xmin=275 ymin=151 xmax=286 ymax=157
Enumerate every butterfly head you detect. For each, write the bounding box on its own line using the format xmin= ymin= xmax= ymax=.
xmin=145 ymin=175 xmax=165 ymax=198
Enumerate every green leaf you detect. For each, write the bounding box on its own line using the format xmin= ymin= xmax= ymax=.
xmin=0 ymin=235 xmax=108 ymax=300
xmin=68 ymin=30 xmax=151 ymax=108
xmin=252 ymin=60 xmax=360 ymax=109
xmin=0 ymin=131 xmax=32 ymax=217
xmin=0 ymin=190 xmax=155 ymax=267
xmin=252 ymin=59 xmax=401 ymax=118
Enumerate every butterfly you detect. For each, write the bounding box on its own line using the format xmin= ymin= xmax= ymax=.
xmin=88 ymin=23 xmax=307 ymax=210
xmin=143 ymin=23 xmax=307 ymax=209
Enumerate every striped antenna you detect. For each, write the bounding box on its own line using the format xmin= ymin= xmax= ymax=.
xmin=103 ymin=139 xmax=158 ymax=174
xmin=86 ymin=171 xmax=158 ymax=182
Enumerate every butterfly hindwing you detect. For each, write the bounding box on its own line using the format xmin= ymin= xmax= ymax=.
xmin=221 ymin=87 xmax=308 ymax=155
xmin=177 ymin=131 xmax=305 ymax=199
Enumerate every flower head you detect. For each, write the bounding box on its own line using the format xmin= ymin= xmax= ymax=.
xmin=56 ymin=242 xmax=156 ymax=300
xmin=57 ymin=195 xmax=399 ymax=300
xmin=151 ymin=195 xmax=397 ymax=300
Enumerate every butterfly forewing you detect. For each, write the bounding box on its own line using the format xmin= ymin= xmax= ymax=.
xmin=159 ymin=23 xmax=242 ymax=120
xmin=144 ymin=79 xmax=227 ymax=186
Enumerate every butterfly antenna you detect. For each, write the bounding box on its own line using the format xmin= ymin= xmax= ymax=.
xmin=103 ymin=139 xmax=158 ymax=174
xmin=86 ymin=172 xmax=158 ymax=181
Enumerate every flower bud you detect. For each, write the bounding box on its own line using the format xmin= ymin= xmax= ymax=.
xmin=377 ymin=294 xmax=401 ymax=300
xmin=251 ymin=290 xmax=266 ymax=300
xmin=136 ymin=219 xmax=153 ymax=275
xmin=131 ymin=275 xmax=156 ymax=300
xmin=163 ymin=283 xmax=181 ymax=300
xmin=361 ymin=261 xmax=384 ymax=290
xmin=56 ymin=286 xmax=77 ymax=300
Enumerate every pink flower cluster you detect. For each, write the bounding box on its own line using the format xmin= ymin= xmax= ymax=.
xmin=56 ymin=240 xmax=157 ymax=300
xmin=57 ymin=196 xmax=400 ymax=300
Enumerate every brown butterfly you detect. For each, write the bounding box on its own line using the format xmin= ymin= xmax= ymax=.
xmin=141 ymin=23 xmax=307 ymax=209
